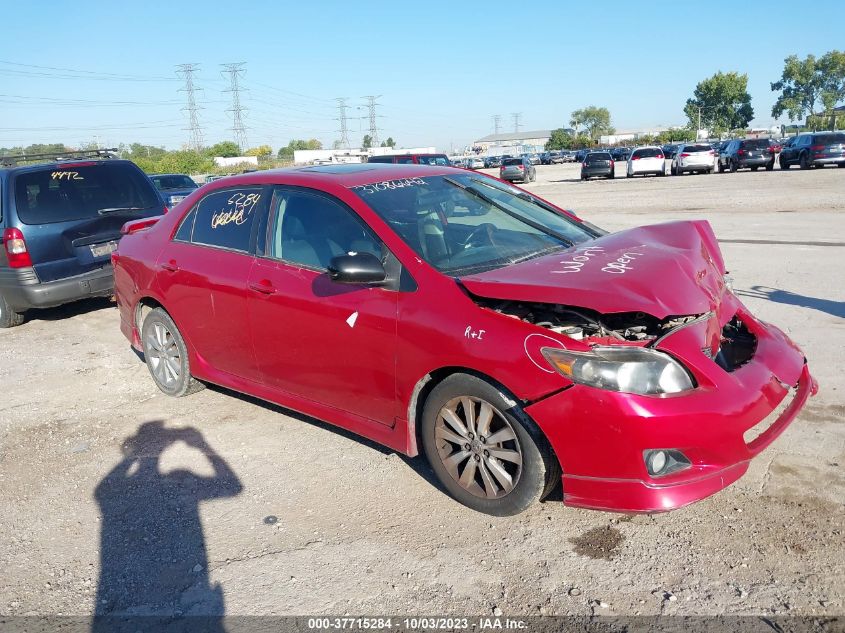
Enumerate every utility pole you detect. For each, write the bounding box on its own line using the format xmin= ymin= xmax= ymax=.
xmin=335 ymin=98 xmax=351 ymax=149
xmin=221 ymin=62 xmax=248 ymax=152
xmin=176 ymin=63 xmax=204 ymax=151
xmin=492 ymin=114 xmax=501 ymax=135
xmin=511 ymin=112 xmax=522 ymax=134
xmin=363 ymin=95 xmax=381 ymax=147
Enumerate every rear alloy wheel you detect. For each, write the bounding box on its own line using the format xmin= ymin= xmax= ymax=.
xmin=0 ymin=293 xmax=25 ymax=328
xmin=421 ymin=374 xmax=559 ymax=516
xmin=800 ymin=153 xmax=810 ymax=170
xmin=141 ymin=307 xmax=204 ymax=397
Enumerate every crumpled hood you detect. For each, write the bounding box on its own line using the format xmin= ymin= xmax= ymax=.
xmin=460 ymin=220 xmax=728 ymax=319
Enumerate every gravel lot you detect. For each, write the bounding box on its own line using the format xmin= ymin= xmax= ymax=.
xmin=0 ymin=163 xmax=843 ymax=619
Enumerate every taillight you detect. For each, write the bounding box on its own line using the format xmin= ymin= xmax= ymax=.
xmin=163 ymin=206 xmax=169 ymax=214
xmin=610 ymin=159 xmax=614 ymax=166
xmin=737 ymin=149 xmax=746 ymax=156
xmin=632 ymin=156 xmax=641 ymax=160
xmin=810 ymin=145 xmax=825 ymax=152
xmin=121 ymin=217 xmax=161 ymax=236
xmin=2 ymin=227 xmax=33 ymax=268
xmin=708 ymin=150 xmax=714 ymax=155
xmin=517 ymin=165 xmax=524 ymax=170
xmin=680 ymin=153 xmax=690 ymax=157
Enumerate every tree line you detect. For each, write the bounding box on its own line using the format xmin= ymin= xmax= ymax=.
xmin=546 ymin=49 xmax=844 ymax=150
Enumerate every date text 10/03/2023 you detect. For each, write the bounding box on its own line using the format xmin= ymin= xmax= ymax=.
xmin=306 ymin=617 xmax=527 ymax=630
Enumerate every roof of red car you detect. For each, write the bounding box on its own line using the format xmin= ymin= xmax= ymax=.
xmin=204 ymin=163 xmax=458 ymax=190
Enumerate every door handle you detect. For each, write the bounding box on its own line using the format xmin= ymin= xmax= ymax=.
xmin=160 ymin=260 xmax=179 ymax=272
xmin=248 ymin=279 xmax=276 ymax=295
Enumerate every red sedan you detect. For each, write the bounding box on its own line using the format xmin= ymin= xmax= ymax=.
xmin=112 ymin=164 xmax=816 ymax=516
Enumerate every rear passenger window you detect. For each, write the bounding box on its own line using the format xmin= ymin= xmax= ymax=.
xmin=173 ymin=207 xmax=196 ymax=242
xmin=189 ymin=188 xmax=265 ymax=252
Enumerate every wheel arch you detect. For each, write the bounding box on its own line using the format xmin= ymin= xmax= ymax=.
xmin=406 ymin=366 xmax=558 ymax=463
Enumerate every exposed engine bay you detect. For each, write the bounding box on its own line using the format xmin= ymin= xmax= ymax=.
xmin=475 ymin=298 xmax=702 ymax=344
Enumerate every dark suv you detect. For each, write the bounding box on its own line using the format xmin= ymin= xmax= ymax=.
xmin=718 ymin=138 xmax=775 ymax=172
xmin=778 ymin=132 xmax=845 ymax=169
xmin=0 ymin=150 xmax=164 ymax=327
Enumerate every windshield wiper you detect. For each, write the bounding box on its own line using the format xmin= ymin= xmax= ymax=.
xmin=97 ymin=206 xmax=154 ymax=215
xmin=443 ymin=177 xmax=574 ymax=247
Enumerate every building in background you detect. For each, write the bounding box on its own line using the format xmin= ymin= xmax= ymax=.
xmin=472 ymin=130 xmax=555 ymax=156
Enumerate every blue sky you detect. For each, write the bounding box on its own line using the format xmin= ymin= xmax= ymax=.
xmin=2 ymin=1 xmax=843 ymax=152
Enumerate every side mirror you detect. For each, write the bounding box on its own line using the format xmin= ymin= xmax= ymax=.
xmin=327 ymin=252 xmax=386 ymax=285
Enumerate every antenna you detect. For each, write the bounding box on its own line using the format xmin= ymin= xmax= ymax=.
xmin=511 ymin=112 xmax=522 ymax=134
xmin=221 ymin=62 xmax=248 ymax=152
xmin=492 ymin=114 xmax=501 ymax=135
xmin=363 ymin=95 xmax=381 ymax=147
xmin=335 ymin=97 xmax=351 ymax=149
xmin=175 ymin=63 xmax=204 ymax=151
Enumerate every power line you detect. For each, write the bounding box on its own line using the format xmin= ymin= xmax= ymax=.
xmin=335 ymin=98 xmax=351 ymax=149
xmin=511 ymin=112 xmax=522 ymax=134
xmin=176 ymin=64 xmax=204 ymax=151
xmin=492 ymin=114 xmax=501 ymax=135
xmin=221 ymin=63 xmax=249 ymax=152
xmin=363 ymin=95 xmax=381 ymax=147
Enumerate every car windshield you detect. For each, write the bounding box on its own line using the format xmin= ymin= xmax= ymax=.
xmin=14 ymin=162 xmax=160 ymax=224
xmin=742 ymin=139 xmax=770 ymax=149
xmin=151 ymin=175 xmax=197 ymax=190
xmin=634 ymin=148 xmax=663 ymax=158
xmin=351 ymin=173 xmax=596 ymax=275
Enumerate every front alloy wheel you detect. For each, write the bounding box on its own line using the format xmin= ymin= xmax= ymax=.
xmin=434 ymin=397 xmax=523 ymax=500
xmin=421 ymin=374 xmax=559 ymax=515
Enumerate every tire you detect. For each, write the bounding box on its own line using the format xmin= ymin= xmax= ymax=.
xmin=420 ymin=373 xmax=560 ymax=516
xmin=0 ymin=293 xmax=25 ymax=328
xmin=838 ymin=163 xmax=845 ymax=168
xmin=671 ymin=164 xmax=677 ymax=176
xmin=141 ymin=307 xmax=204 ymax=397
xmin=780 ymin=156 xmax=790 ymax=169
xmin=718 ymin=161 xmax=725 ymax=173
xmin=608 ymin=169 xmax=615 ymax=179
xmin=766 ymin=161 xmax=774 ymax=171
xmin=800 ymin=153 xmax=810 ymax=170
xmin=751 ymin=166 xmax=759 ymax=172
xmin=730 ymin=160 xmax=737 ymax=173
xmin=626 ymin=171 xmax=632 ymax=178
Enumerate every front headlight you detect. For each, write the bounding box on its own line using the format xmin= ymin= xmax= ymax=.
xmin=540 ymin=346 xmax=695 ymax=395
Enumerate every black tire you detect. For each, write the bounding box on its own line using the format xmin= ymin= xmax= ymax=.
xmin=780 ymin=156 xmax=790 ymax=170
xmin=718 ymin=161 xmax=725 ymax=173
xmin=0 ymin=293 xmax=25 ymax=328
xmin=141 ymin=307 xmax=204 ymax=397
xmin=838 ymin=163 xmax=845 ymax=168
xmin=608 ymin=169 xmax=615 ymax=179
xmin=766 ymin=160 xmax=774 ymax=171
xmin=420 ymin=373 xmax=560 ymax=516
xmin=751 ymin=166 xmax=759 ymax=171
xmin=730 ymin=159 xmax=737 ymax=173
xmin=800 ymin=152 xmax=810 ymax=170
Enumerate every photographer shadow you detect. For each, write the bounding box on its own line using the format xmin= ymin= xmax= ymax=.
xmin=93 ymin=420 xmax=242 ymax=632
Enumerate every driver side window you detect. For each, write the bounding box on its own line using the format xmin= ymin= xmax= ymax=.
xmin=268 ymin=189 xmax=381 ymax=270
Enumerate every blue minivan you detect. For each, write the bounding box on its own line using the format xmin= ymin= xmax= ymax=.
xmin=0 ymin=151 xmax=164 ymax=327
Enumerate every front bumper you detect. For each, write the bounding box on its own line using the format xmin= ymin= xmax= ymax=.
xmin=526 ymin=303 xmax=816 ymax=513
xmin=0 ymin=265 xmax=113 ymax=311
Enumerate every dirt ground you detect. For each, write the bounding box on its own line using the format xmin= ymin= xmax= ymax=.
xmin=0 ymin=163 xmax=843 ymax=619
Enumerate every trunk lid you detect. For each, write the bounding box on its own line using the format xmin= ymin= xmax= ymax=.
xmin=11 ymin=161 xmax=162 ymax=282
xmin=460 ymin=220 xmax=728 ymax=319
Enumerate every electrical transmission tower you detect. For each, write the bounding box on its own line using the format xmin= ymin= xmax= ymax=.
xmin=511 ymin=112 xmax=522 ymax=134
xmin=221 ymin=62 xmax=249 ymax=152
xmin=363 ymin=95 xmax=381 ymax=147
xmin=335 ymin=97 xmax=351 ymax=149
xmin=175 ymin=63 xmax=204 ymax=151
xmin=492 ymin=114 xmax=502 ymax=135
